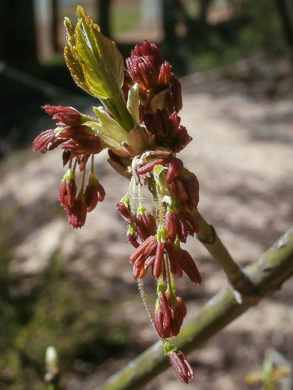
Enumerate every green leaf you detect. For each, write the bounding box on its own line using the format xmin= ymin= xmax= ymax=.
xmin=127 ymin=83 xmax=140 ymax=125
xmin=92 ymin=106 xmax=129 ymax=145
xmin=75 ymin=6 xmax=124 ymax=99
xmin=64 ymin=17 xmax=91 ymax=95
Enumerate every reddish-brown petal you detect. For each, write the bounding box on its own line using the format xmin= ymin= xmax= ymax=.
xmin=179 ymin=250 xmax=202 ymax=284
xmin=42 ymin=105 xmax=82 ymax=126
xmin=178 ymin=210 xmax=199 ymax=235
xmin=129 ymin=236 xmax=156 ymax=263
xmin=154 ymin=308 xmax=167 ymax=338
xmin=127 ymin=230 xmax=139 ymax=248
xmin=177 ymin=297 xmax=187 ymax=319
xmin=62 ymin=149 xmax=72 ymax=166
xmin=116 ymin=201 xmax=132 ymax=224
xmin=135 ymin=212 xmax=157 ymax=241
xmin=130 ymin=40 xmax=163 ymax=69
xmin=153 ymin=240 xmax=165 ymax=279
xmin=166 ymin=157 xmax=184 ymax=184
xmin=158 ymin=293 xmax=171 ymax=329
xmin=165 ymin=240 xmax=183 ymax=277
xmin=59 ymin=178 xmax=77 ymax=208
xmin=67 ymin=193 xmax=87 ymax=229
xmin=85 ymin=177 xmax=105 ymax=212
xmin=158 ymin=61 xmax=172 ymax=86
xmin=32 ymin=129 xmax=64 ymax=153
xmin=168 ymin=351 xmax=194 ymax=384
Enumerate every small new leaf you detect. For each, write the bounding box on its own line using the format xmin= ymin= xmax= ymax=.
xmin=74 ymin=6 xmax=124 ymax=99
xmin=64 ymin=17 xmax=91 ymax=95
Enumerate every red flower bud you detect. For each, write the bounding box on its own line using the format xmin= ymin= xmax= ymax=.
xmin=130 ymin=40 xmax=163 ymax=70
xmin=130 ymin=236 xmax=165 ymax=279
xmin=165 ymin=241 xmax=202 ymax=284
xmin=42 ymin=105 xmax=83 ymax=126
xmin=32 ymin=129 xmax=64 ymax=154
xmin=135 ymin=211 xmax=157 ymax=241
xmin=67 ymin=190 xmax=87 ymax=229
xmin=116 ymin=201 xmax=132 ymax=224
xmin=165 ymin=209 xmax=200 ymax=243
xmin=59 ymin=177 xmax=77 ymax=209
xmin=154 ymin=293 xmax=187 ymax=338
xmin=84 ymin=174 xmax=105 ymax=212
xmin=158 ymin=61 xmax=172 ymax=86
xmin=144 ymin=110 xmax=192 ymax=153
xmin=168 ymin=350 xmax=194 ymax=384
xmin=166 ymin=157 xmax=184 ymax=184
xmin=169 ymin=169 xmax=199 ymax=211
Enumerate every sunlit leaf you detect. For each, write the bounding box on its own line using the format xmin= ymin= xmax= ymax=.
xmin=74 ymin=6 xmax=124 ymax=99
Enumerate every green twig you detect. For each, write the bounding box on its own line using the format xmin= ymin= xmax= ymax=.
xmin=100 ymin=227 xmax=293 ymax=390
xmin=193 ymin=210 xmax=256 ymax=294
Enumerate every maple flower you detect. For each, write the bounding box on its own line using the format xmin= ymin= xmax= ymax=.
xmin=164 ymin=209 xmax=200 ymax=242
xmin=129 ymin=235 xmax=165 ymax=279
xmin=33 ymin=6 xmax=203 ymax=382
xmin=126 ymin=41 xmax=182 ymax=113
xmin=144 ymin=110 xmax=192 ymax=153
xmin=154 ymin=292 xmax=187 ymax=338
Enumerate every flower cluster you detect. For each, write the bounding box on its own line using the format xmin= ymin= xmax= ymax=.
xmin=33 ymin=105 xmax=105 ymax=228
xmin=33 ymin=6 xmax=201 ymax=383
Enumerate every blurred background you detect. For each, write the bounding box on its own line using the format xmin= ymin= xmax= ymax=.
xmin=0 ymin=1 xmax=293 ymax=389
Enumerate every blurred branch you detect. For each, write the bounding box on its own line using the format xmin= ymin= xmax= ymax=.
xmin=100 ymin=227 xmax=293 ymax=390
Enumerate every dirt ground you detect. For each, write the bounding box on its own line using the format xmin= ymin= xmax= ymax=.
xmin=1 ymin=72 xmax=293 ymax=389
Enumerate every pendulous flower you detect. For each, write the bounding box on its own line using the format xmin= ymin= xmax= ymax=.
xmin=168 ymin=350 xmax=194 ymax=384
xmin=33 ymin=7 xmax=203 ymax=382
xmin=154 ymin=292 xmax=187 ymax=338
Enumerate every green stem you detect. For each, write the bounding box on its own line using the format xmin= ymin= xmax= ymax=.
xmin=193 ymin=210 xmax=255 ymax=294
xmin=99 ymin=227 xmax=293 ymax=390
xmin=101 ymin=91 xmax=134 ymax=131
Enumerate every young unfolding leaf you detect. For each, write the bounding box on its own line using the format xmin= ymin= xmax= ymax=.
xmin=74 ymin=6 xmax=124 ymax=99
xmin=64 ymin=6 xmax=123 ymax=100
